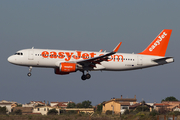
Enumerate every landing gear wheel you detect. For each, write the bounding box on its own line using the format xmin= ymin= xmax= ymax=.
xmin=27 ymin=66 xmax=32 ymax=77
xmin=27 ymin=73 xmax=31 ymax=77
xmin=86 ymin=73 xmax=91 ymax=79
xmin=81 ymin=75 xmax=87 ymax=80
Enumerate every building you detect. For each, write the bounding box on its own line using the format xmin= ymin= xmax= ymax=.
xmin=0 ymin=103 xmax=12 ymax=114
xmin=23 ymin=101 xmax=46 ymax=107
xmin=162 ymin=101 xmax=180 ymax=111
xmin=154 ymin=103 xmax=170 ymax=112
xmin=102 ymin=95 xmax=137 ymax=114
xmin=173 ymin=106 xmax=180 ymax=112
xmin=129 ymin=102 xmax=153 ymax=112
xmin=65 ymin=108 xmax=94 ymax=114
xmin=33 ymin=106 xmax=60 ymax=115
xmin=50 ymin=101 xmax=71 ymax=108
xmin=0 ymin=100 xmax=18 ymax=114
xmin=12 ymin=107 xmax=33 ymax=115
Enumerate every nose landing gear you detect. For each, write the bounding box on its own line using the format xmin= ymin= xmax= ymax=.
xmin=27 ymin=66 xmax=32 ymax=77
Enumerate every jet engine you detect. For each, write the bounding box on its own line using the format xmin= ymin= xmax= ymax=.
xmin=54 ymin=63 xmax=77 ymax=75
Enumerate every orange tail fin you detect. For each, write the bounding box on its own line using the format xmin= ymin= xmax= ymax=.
xmin=138 ymin=29 xmax=172 ymax=57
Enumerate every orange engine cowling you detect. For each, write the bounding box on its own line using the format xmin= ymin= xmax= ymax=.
xmin=60 ymin=63 xmax=77 ymax=72
xmin=54 ymin=63 xmax=77 ymax=75
xmin=54 ymin=68 xmax=70 ymax=75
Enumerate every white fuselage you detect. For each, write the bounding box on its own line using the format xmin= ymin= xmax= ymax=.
xmin=8 ymin=48 xmax=171 ymax=71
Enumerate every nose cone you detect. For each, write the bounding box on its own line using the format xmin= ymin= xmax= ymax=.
xmin=8 ymin=56 xmax=13 ymax=63
xmin=7 ymin=56 xmax=16 ymax=64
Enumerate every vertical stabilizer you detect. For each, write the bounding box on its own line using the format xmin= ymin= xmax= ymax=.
xmin=139 ymin=29 xmax=172 ymax=57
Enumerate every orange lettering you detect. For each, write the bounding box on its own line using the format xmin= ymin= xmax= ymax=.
xmin=58 ymin=52 xmax=64 ymax=59
xmin=65 ymin=52 xmax=74 ymax=61
xmin=82 ymin=53 xmax=89 ymax=59
xmin=108 ymin=55 xmax=113 ymax=61
xmin=42 ymin=51 xmax=49 ymax=58
xmin=73 ymin=51 xmax=81 ymax=60
xmin=50 ymin=51 xmax=57 ymax=58
xmin=89 ymin=52 xmax=96 ymax=58
xmin=113 ymin=55 xmax=123 ymax=62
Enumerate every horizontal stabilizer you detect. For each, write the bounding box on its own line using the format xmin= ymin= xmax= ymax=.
xmin=152 ymin=57 xmax=174 ymax=65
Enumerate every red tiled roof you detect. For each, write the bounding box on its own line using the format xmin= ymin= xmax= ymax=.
xmin=53 ymin=102 xmax=69 ymax=107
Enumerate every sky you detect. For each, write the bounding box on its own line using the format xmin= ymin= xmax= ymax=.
xmin=1 ymin=0 xmax=180 ymax=105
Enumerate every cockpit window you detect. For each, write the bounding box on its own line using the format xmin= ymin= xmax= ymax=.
xmin=15 ymin=52 xmax=23 ymax=55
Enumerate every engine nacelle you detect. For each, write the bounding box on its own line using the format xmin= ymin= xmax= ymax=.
xmin=54 ymin=62 xmax=77 ymax=75
xmin=54 ymin=68 xmax=70 ymax=75
xmin=60 ymin=63 xmax=77 ymax=72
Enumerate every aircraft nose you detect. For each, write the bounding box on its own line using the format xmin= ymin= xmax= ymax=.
xmin=7 ymin=56 xmax=14 ymax=63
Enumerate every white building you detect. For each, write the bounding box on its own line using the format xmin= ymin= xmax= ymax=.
xmin=0 ymin=103 xmax=12 ymax=114
xmin=33 ymin=106 xmax=60 ymax=115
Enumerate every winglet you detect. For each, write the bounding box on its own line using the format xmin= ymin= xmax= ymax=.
xmin=113 ymin=42 xmax=122 ymax=52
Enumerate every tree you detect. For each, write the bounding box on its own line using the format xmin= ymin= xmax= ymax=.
xmin=14 ymin=109 xmax=22 ymax=115
xmin=0 ymin=106 xmax=7 ymax=115
xmin=81 ymin=100 xmax=92 ymax=108
xmin=76 ymin=103 xmax=83 ymax=108
xmin=97 ymin=103 xmax=103 ymax=112
xmin=135 ymin=106 xmax=150 ymax=112
xmin=149 ymin=110 xmax=159 ymax=116
xmin=47 ymin=109 xmax=58 ymax=115
xmin=67 ymin=102 xmax=76 ymax=108
xmin=161 ymin=96 xmax=178 ymax=102
xmin=123 ymin=109 xmax=130 ymax=115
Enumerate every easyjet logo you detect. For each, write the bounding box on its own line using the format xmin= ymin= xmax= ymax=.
xmin=41 ymin=51 xmax=123 ymax=62
xmin=149 ymin=32 xmax=167 ymax=51
xmin=64 ymin=66 xmax=73 ymax=68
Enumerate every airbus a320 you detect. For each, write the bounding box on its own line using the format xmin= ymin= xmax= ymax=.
xmin=8 ymin=29 xmax=174 ymax=80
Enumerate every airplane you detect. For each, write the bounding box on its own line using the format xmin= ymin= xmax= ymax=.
xmin=8 ymin=29 xmax=174 ymax=80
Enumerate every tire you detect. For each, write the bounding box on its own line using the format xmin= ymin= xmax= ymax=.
xmin=86 ymin=74 xmax=91 ymax=79
xmin=81 ymin=75 xmax=86 ymax=80
xmin=27 ymin=73 xmax=31 ymax=77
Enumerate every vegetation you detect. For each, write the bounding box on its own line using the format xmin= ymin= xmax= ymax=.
xmin=67 ymin=100 xmax=93 ymax=108
xmin=161 ymin=96 xmax=178 ymax=102
xmin=96 ymin=103 xmax=103 ymax=114
xmin=47 ymin=109 xmax=58 ymax=115
xmin=13 ymin=109 xmax=22 ymax=115
xmin=0 ymin=106 xmax=7 ymax=115
xmin=135 ymin=105 xmax=150 ymax=112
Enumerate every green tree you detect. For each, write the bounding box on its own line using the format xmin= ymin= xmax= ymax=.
xmin=0 ymin=106 xmax=7 ymax=115
xmin=76 ymin=103 xmax=83 ymax=108
xmin=123 ymin=109 xmax=130 ymax=115
xmin=97 ymin=103 xmax=103 ymax=112
xmin=14 ymin=109 xmax=22 ymax=115
xmin=135 ymin=106 xmax=150 ymax=112
xmin=67 ymin=102 xmax=76 ymax=108
xmin=161 ymin=96 xmax=178 ymax=102
xmin=149 ymin=110 xmax=159 ymax=116
xmin=81 ymin=100 xmax=92 ymax=108
xmin=47 ymin=109 xmax=58 ymax=115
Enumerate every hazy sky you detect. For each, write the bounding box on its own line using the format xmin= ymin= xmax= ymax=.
xmin=1 ymin=0 xmax=180 ymax=105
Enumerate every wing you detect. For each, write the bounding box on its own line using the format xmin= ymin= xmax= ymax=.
xmin=77 ymin=42 xmax=122 ymax=70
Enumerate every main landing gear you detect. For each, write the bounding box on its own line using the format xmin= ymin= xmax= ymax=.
xmin=81 ymin=71 xmax=91 ymax=80
xmin=27 ymin=66 xmax=32 ymax=77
